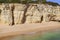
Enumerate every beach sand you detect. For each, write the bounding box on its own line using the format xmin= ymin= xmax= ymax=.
xmin=0 ymin=22 xmax=60 ymax=38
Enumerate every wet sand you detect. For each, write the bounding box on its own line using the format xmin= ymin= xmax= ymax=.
xmin=0 ymin=22 xmax=60 ymax=38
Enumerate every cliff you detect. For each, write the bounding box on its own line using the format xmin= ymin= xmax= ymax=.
xmin=0 ymin=3 xmax=60 ymax=25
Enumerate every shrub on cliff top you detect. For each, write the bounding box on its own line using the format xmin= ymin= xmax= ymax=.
xmin=0 ymin=0 xmax=46 ymax=3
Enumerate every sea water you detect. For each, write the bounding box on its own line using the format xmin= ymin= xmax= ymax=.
xmin=0 ymin=30 xmax=60 ymax=40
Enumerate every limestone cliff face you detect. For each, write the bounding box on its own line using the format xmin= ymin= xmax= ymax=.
xmin=25 ymin=4 xmax=43 ymax=23
xmin=0 ymin=3 xmax=60 ymax=25
xmin=13 ymin=4 xmax=26 ymax=24
xmin=0 ymin=4 xmax=12 ymax=25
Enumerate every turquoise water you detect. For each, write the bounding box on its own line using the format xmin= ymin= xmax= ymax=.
xmin=0 ymin=31 xmax=60 ymax=40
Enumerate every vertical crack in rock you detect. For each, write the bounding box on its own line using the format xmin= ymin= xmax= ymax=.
xmin=0 ymin=9 xmax=2 ymax=22
xmin=22 ymin=4 xmax=30 ymax=23
xmin=11 ymin=4 xmax=15 ymax=25
xmin=25 ymin=4 xmax=43 ymax=23
xmin=36 ymin=5 xmax=43 ymax=23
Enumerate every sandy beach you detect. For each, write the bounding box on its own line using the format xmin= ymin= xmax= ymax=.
xmin=0 ymin=22 xmax=60 ymax=38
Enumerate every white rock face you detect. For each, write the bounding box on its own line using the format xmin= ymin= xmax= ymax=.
xmin=0 ymin=3 xmax=60 ymax=25
xmin=1 ymin=4 xmax=12 ymax=25
xmin=25 ymin=5 xmax=43 ymax=23
xmin=14 ymin=10 xmax=24 ymax=24
xmin=14 ymin=4 xmax=26 ymax=24
xmin=14 ymin=4 xmax=26 ymax=11
xmin=0 ymin=4 xmax=3 ymax=23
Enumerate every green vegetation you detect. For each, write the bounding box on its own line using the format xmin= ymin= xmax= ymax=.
xmin=0 ymin=0 xmax=20 ymax=3
xmin=0 ymin=0 xmax=59 ymax=6
xmin=0 ymin=0 xmax=46 ymax=3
